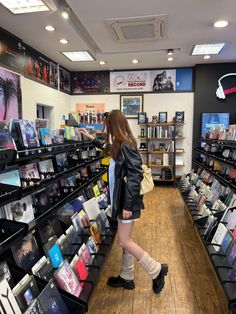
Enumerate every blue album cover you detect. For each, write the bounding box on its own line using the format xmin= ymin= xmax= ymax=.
xmin=18 ymin=120 xmax=40 ymax=148
xmin=221 ymin=232 xmax=233 ymax=255
xmin=48 ymin=243 xmax=64 ymax=268
xmin=0 ymin=169 xmax=21 ymax=186
xmin=71 ymin=199 xmax=83 ymax=212
xmin=201 ymin=113 xmax=230 ymax=137
xmin=40 ymin=128 xmax=52 ymax=146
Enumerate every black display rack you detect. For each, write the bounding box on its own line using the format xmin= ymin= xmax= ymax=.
xmin=177 ymin=178 xmax=236 ymax=313
xmin=0 ymin=140 xmax=116 ymax=313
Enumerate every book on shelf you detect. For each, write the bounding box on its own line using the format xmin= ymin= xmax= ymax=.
xmin=31 ymin=256 xmax=54 ymax=281
xmin=54 ymin=260 xmax=82 ymax=297
xmin=4 ymin=195 xmax=35 ymax=224
xmin=175 ymin=155 xmax=184 ymax=166
xmin=12 ymin=233 xmax=41 ymax=271
xmin=12 ymin=274 xmax=39 ymax=312
xmin=0 ymin=279 xmax=21 ymax=314
xmin=138 ymin=112 xmax=146 ymax=124
xmin=37 ymin=280 xmax=70 ymax=314
xmin=175 ymin=111 xmax=184 ymax=123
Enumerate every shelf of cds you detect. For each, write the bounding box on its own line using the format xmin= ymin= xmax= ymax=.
xmin=177 ymin=127 xmax=236 ymax=312
xmin=138 ymin=111 xmax=185 ymax=183
xmin=0 ymin=118 xmax=117 ymax=313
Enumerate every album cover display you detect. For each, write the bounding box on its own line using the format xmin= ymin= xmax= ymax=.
xmin=97 ymin=193 xmax=109 ymax=209
xmin=65 ymin=225 xmax=81 ymax=245
xmin=0 ymin=279 xmax=21 ymax=314
xmin=70 ymin=254 xmax=88 ymax=283
xmin=75 ymin=210 xmax=91 ymax=234
xmin=37 ymin=281 xmax=69 ymax=314
xmin=12 ymin=274 xmax=39 ymax=312
xmin=57 ymin=235 xmax=72 ymax=256
xmin=33 ymin=189 xmax=50 ymax=213
xmin=52 ymin=129 xmax=64 ymax=145
xmin=18 ymin=120 xmax=40 ymax=148
xmin=86 ymin=236 xmax=98 ymax=258
xmin=57 ymin=203 xmax=74 ymax=225
xmin=227 ymin=241 xmax=236 ymax=265
xmin=55 ymin=153 xmax=68 ymax=171
xmin=71 ymin=198 xmax=83 ymax=212
xmin=44 ymin=236 xmax=64 ymax=269
xmin=39 ymin=128 xmax=53 ymax=146
xmin=83 ymin=197 xmax=101 ymax=220
xmin=19 ymin=163 xmax=40 ymax=187
xmin=85 ymin=184 xmax=95 ymax=199
xmin=0 ymin=261 xmax=14 ymax=288
xmin=71 ymin=212 xmax=86 ymax=235
xmin=12 ymin=233 xmax=41 ymax=271
xmin=37 ymin=220 xmax=56 ymax=245
xmin=31 ymin=256 xmax=54 ymax=281
xmin=90 ymin=222 xmax=101 ymax=246
xmin=138 ymin=112 xmax=147 ymax=124
xmin=80 ymin=167 xmax=89 ymax=178
xmin=47 ymin=182 xmax=61 ymax=204
xmin=0 ymin=121 xmax=15 ymax=150
xmin=93 ymin=184 xmax=100 ymax=197
xmin=4 ymin=195 xmax=35 ymax=224
xmin=60 ymin=176 xmax=76 ymax=193
xmin=54 ymin=260 xmax=82 ymax=297
xmin=96 ymin=210 xmax=110 ymax=237
xmin=38 ymin=159 xmax=54 ymax=180
xmin=0 ymin=169 xmax=21 ymax=187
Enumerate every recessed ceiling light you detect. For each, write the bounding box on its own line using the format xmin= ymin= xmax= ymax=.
xmin=167 ymin=49 xmax=173 ymax=55
xmin=61 ymin=10 xmax=69 ymax=19
xmin=167 ymin=57 xmax=173 ymax=62
xmin=99 ymin=61 xmax=106 ymax=65
xmin=192 ymin=43 xmax=225 ymax=55
xmin=214 ymin=20 xmax=228 ymax=28
xmin=62 ymin=51 xmax=94 ymax=62
xmin=60 ymin=39 xmax=68 ymax=44
xmin=132 ymin=59 xmax=139 ymax=64
xmin=0 ymin=0 xmax=50 ymax=14
xmin=45 ymin=25 xmax=55 ymax=32
xmin=204 ymin=55 xmax=211 ymax=60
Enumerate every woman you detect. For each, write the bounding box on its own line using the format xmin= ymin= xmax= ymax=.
xmin=79 ymin=110 xmax=168 ymax=293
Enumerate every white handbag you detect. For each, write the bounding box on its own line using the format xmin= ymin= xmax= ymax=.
xmin=140 ymin=164 xmax=154 ymax=195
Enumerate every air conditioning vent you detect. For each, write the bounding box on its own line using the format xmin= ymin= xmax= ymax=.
xmin=104 ymin=15 xmax=168 ymax=42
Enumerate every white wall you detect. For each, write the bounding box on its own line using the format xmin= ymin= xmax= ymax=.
xmin=20 ymin=77 xmax=193 ymax=174
xmin=21 ymin=77 xmax=71 ymax=129
xmin=70 ymin=93 xmax=194 ymax=173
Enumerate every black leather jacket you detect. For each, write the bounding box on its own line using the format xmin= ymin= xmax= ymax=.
xmin=93 ymin=139 xmax=144 ymax=220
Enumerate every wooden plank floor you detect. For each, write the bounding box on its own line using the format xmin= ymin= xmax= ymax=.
xmin=88 ymin=187 xmax=229 ymax=314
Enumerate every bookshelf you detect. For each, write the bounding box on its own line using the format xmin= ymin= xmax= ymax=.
xmin=0 ymin=139 xmax=116 ymax=313
xmin=176 ymin=134 xmax=236 ymax=312
xmin=138 ymin=121 xmax=185 ymax=183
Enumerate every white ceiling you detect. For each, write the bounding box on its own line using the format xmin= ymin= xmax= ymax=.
xmin=0 ymin=0 xmax=235 ymax=72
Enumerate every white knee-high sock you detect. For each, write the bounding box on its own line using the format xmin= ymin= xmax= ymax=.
xmin=120 ymin=249 xmax=135 ymax=280
xmin=138 ymin=251 xmax=161 ymax=279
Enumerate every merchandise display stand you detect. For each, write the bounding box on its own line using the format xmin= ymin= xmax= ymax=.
xmin=176 ymin=134 xmax=236 ymax=312
xmin=0 ymin=140 xmax=117 ymax=313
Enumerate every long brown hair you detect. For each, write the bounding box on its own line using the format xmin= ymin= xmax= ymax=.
xmin=104 ymin=110 xmax=138 ymax=160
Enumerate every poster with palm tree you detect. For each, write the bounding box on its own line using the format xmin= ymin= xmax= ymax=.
xmin=0 ymin=67 xmax=22 ymax=121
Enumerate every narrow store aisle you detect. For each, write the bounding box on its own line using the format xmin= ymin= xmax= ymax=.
xmin=88 ymin=187 xmax=228 ymax=314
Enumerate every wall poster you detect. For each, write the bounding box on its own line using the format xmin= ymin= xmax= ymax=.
xmin=0 ymin=67 xmax=22 ymax=120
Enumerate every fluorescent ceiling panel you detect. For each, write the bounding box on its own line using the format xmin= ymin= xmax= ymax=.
xmin=62 ymin=51 xmax=94 ymax=62
xmin=192 ymin=43 xmax=225 ymax=55
xmin=0 ymin=0 xmax=50 ymax=14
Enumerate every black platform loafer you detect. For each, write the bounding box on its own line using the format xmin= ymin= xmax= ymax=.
xmin=107 ymin=276 xmax=135 ymax=290
xmin=153 ymin=264 xmax=168 ymax=294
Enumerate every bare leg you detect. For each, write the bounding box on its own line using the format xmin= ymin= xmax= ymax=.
xmin=118 ymin=220 xmax=144 ymax=260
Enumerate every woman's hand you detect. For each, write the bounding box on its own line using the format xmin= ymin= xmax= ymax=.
xmin=78 ymin=128 xmax=95 ymax=141
xmin=122 ymin=209 xmax=132 ymax=219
